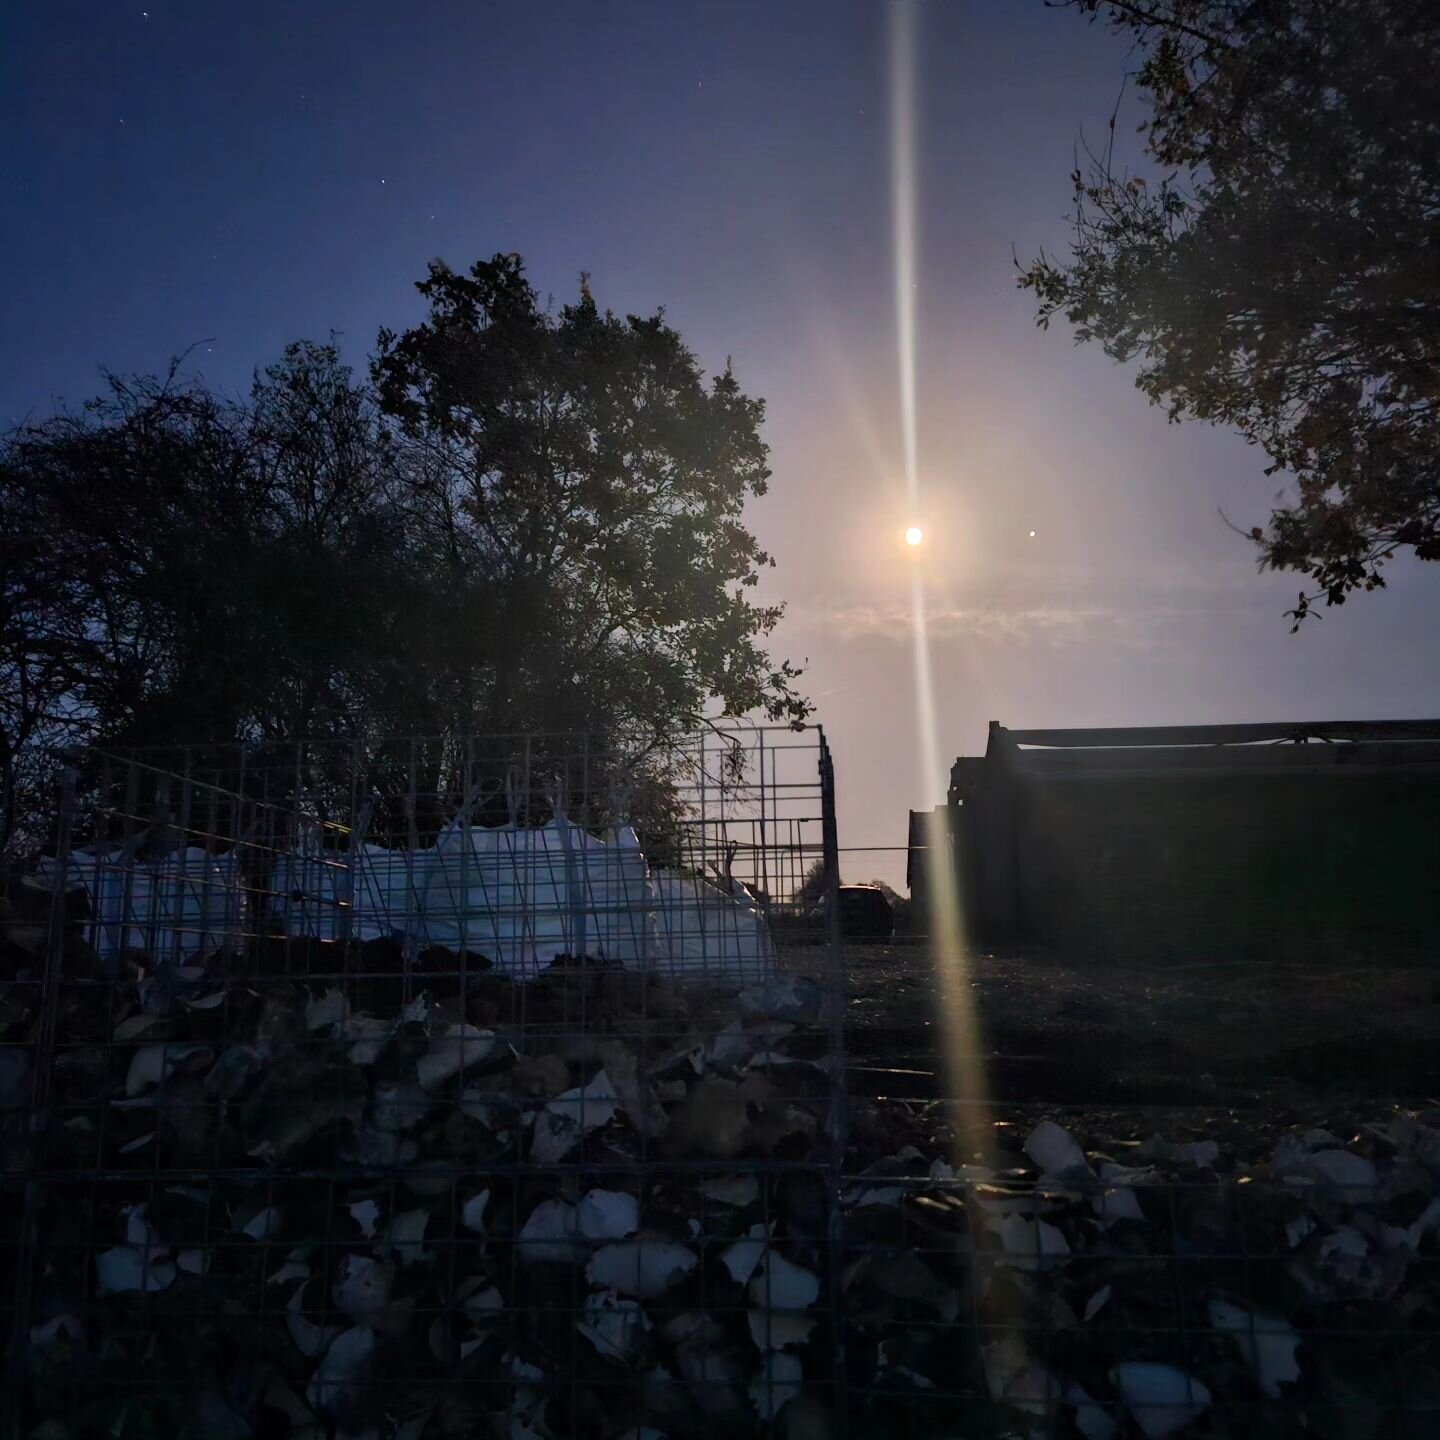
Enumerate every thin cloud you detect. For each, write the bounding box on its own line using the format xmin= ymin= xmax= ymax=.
xmin=786 ymin=553 xmax=1280 ymax=650
xmin=804 ymin=600 xmax=1149 ymax=647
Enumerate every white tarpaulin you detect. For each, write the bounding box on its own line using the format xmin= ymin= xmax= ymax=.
xmin=45 ymin=847 xmax=244 ymax=960
xmin=648 ymin=870 xmax=777 ymax=980
xmin=270 ymin=842 xmax=423 ymax=944
xmin=417 ymin=819 xmax=655 ymax=975
xmin=263 ymin=822 xmax=777 ymax=981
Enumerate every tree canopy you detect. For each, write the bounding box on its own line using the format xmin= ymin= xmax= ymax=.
xmin=1020 ymin=1 xmax=1440 ymax=625
xmin=0 ymin=255 xmax=806 ymax=854
xmin=373 ymin=255 xmax=805 ymax=738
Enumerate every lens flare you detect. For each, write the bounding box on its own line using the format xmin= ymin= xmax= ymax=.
xmin=891 ymin=0 xmax=990 ymax=1150
xmin=891 ymin=1 xmax=919 ymax=515
xmin=910 ymin=573 xmax=989 ymax=1145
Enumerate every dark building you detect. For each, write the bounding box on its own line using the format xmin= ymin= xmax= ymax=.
xmin=909 ymin=719 xmax=1440 ymax=962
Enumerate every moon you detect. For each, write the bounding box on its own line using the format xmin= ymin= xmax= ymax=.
xmin=905 ymin=526 xmax=923 ymax=547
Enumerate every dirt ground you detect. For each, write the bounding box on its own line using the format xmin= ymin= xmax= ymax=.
xmin=789 ymin=939 xmax=1440 ymax=1119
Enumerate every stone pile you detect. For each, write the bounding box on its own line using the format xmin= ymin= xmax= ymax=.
xmin=5 ymin=927 xmax=839 ymax=1440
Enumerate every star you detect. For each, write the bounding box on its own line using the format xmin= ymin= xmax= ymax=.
xmin=1028 ymin=530 xmax=1036 ymax=538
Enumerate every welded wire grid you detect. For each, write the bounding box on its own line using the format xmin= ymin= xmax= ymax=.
xmin=3 ymin=727 xmax=850 ymax=1437
xmin=835 ymin=1161 xmax=1440 ymax=1437
xmin=825 ymin=833 xmax=1440 ymax=1435
xmin=13 ymin=738 xmax=1433 ymax=1435
xmin=58 ymin=728 xmax=825 ymax=976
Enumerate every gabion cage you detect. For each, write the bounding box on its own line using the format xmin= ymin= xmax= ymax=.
xmin=830 ymin=1104 xmax=1440 ymax=1439
xmin=2 ymin=727 xmax=848 ymax=1438
xmin=7 ymin=726 xmax=1439 ymax=1438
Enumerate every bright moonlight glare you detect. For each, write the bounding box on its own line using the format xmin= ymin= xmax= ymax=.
xmin=905 ymin=526 xmax=923 ymax=547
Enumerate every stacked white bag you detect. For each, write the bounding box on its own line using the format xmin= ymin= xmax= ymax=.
xmin=42 ymin=797 xmax=778 ymax=978
xmin=44 ymin=846 xmax=244 ymax=960
xmin=351 ymin=845 xmax=428 ymax=944
xmin=648 ymin=869 xmax=777 ymax=982
xmin=269 ymin=844 xmax=349 ymax=941
xmin=259 ymin=813 xmax=777 ymax=982
xmin=419 ymin=818 xmax=654 ymax=976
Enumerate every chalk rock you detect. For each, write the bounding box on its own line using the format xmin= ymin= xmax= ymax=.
xmin=587 ymin=1240 xmax=698 ymax=1299
xmin=997 ymin=1215 xmax=1070 ymax=1271
xmin=738 ymin=974 xmax=822 ymax=1025
xmin=1024 ymin=1120 xmax=1090 ymax=1178
xmin=307 ymin=1326 xmax=375 ymax=1422
xmin=748 ymin=1253 xmax=820 ymax=1311
xmin=416 ymin=1024 xmax=495 ymax=1091
xmin=530 ymin=1070 xmax=621 ymax=1164
xmin=1209 ymin=1298 xmax=1301 ymax=1398
xmin=1308 ymin=1148 xmax=1379 ymax=1190
xmin=578 ymin=1188 xmax=641 ymax=1242
xmin=1110 ymin=1362 xmax=1211 ymax=1439
xmin=721 ymin=1224 xmax=772 ymax=1285
xmin=518 ymin=1199 xmax=581 ymax=1264
xmin=578 ymin=1289 xmax=652 ymax=1362
xmin=749 ymin=1351 xmax=803 ymax=1421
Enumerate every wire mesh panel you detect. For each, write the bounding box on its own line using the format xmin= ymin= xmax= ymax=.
xmin=3 ymin=727 xmax=848 ymax=1438
xmin=834 ymin=1099 xmax=1440 ymax=1439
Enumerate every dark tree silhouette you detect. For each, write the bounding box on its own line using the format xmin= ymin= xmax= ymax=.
xmin=0 ymin=258 xmax=807 ymax=854
xmin=373 ymin=254 xmax=808 ymax=738
xmin=1021 ymin=1 xmax=1440 ymax=625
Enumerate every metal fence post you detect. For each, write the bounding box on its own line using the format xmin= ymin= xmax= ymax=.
xmin=32 ymin=764 xmax=75 ymax=1148
xmin=819 ymin=730 xmax=850 ymax=1435
xmin=6 ymin=765 xmax=77 ymax=1432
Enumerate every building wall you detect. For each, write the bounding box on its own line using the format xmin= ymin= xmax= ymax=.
xmin=1008 ymin=768 xmax=1440 ymax=961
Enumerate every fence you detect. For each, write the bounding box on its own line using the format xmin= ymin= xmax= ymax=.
xmin=1 ymin=727 xmax=849 ymax=1438
xmin=832 ymin=1135 xmax=1440 ymax=1437
xmin=5 ymin=730 xmax=1439 ymax=1437
xmin=832 ymin=830 xmax=1440 ymax=1438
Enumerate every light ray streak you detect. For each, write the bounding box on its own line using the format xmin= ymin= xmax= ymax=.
xmin=890 ymin=0 xmax=920 ymax=513
xmin=891 ymin=1 xmax=991 ymax=1149
xmin=911 ymin=572 xmax=989 ymax=1137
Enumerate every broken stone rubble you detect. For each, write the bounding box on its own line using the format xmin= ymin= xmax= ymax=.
xmin=7 ymin=927 xmax=1440 ymax=1438
xmin=8 ymin=942 xmax=844 ymax=1437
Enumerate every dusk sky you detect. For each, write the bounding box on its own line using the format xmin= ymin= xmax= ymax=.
xmin=6 ymin=1 xmax=1439 ymax=885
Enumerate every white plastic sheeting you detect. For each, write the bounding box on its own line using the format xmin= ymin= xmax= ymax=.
xmin=649 ymin=871 xmax=777 ymax=981
xmin=45 ymin=825 xmax=779 ymax=979
xmin=418 ymin=819 xmax=654 ymax=973
xmin=44 ymin=847 xmax=244 ymax=959
xmin=270 ymin=844 xmax=377 ymax=942
xmin=264 ymin=823 xmax=777 ymax=981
